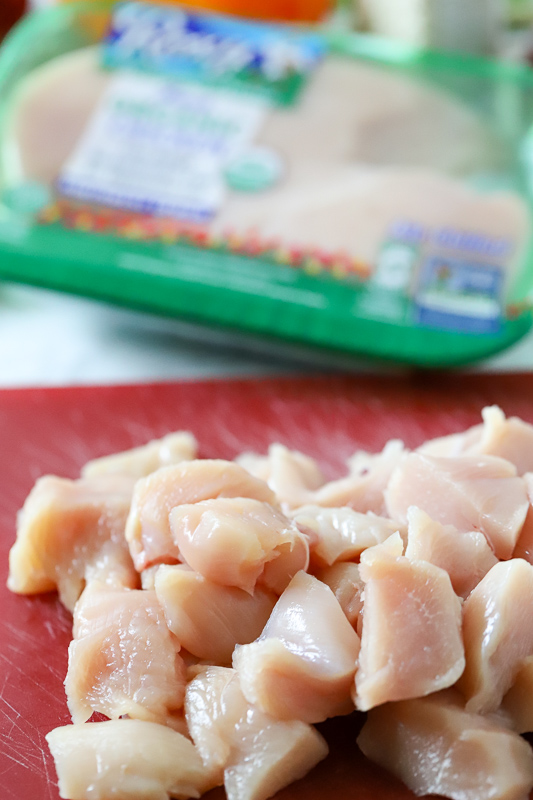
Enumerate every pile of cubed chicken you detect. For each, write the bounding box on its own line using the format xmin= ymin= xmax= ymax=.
xmin=8 ymin=406 xmax=533 ymax=800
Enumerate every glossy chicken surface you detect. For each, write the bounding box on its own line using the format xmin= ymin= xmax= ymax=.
xmin=386 ymin=452 xmax=528 ymax=559
xmin=234 ymin=571 xmax=360 ymax=723
xmin=66 ymin=582 xmax=186 ymax=725
xmin=169 ymin=498 xmax=307 ymax=594
xmin=8 ymin=473 xmax=138 ymax=610
xmin=125 ymin=460 xmax=276 ymax=571
xmin=185 ymin=666 xmax=328 ymax=800
xmin=355 ymin=537 xmax=464 ymax=711
xmin=358 ymin=690 xmax=533 ymax=800
xmin=46 ymin=719 xmax=216 ymax=800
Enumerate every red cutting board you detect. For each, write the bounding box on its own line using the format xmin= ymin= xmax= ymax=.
xmin=3 ymin=372 xmax=533 ymax=800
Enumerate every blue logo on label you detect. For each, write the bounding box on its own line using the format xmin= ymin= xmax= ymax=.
xmin=104 ymin=2 xmax=325 ymax=103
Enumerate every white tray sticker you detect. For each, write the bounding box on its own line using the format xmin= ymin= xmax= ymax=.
xmin=58 ymin=72 xmax=269 ymax=222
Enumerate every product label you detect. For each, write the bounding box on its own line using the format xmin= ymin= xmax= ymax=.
xmin=104 ymin=1 xmax=325 ymax=104
xmin=414 ymin=254 xmax=504 ymax=334
xmin=357 ymin=219 xmax=510 ymax=334
xmin=57 ymin=72 xmax=268 ymax=221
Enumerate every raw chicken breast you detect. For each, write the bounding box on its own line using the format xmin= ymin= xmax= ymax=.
xmin=82 ymin=431 xmax=198 ymax=479
xmin=420 ymin=407 xmax=533 ymax=476
xmin=7 ymin=47 xmax=108 ymax=186
xmin=250 ymin=56 xmax=502 ymax=178
xmin=233 ymin=571 xmax=360 ymax=723
xmin=385 ymin=452 xmax=529 ymax=559
xmin=10 ymin=47 xmax=504 ymax=208
xmin=9 ymin=37 xmax=527 ymax=281
xmin=154 ymin=564 xmax=277 ymax=664
xmin=169 ymin=498 xmax=308 ymax=594
xmin=237 ymin=444 xmax=325 ymax=508
xmin=125 ymin=460 xmax=276 ymax=571
xmin=66 ymin=583 xmax=186 ymax=725
xmin=211 ymin=53 xmax=523 ymax=263
xmin=355 ymin=540 xmax=464 ymax=711
xmin=214 ymin=164 xmax=528 ymax=280
xmin=46 ymin=719 xmax=216 ymax=800
xmin=458 ymin=559 xmax=533 ymax=714
xmin=313 ymin=562 xmax=364 ymax=635
xmin=8 ymin=474 xmax=138 ymax=611
xmin=185 ymin=666 xmax=328 ymax=800
xmin=311 ymin=440 xmax=406 ymax=516
xmin=357 ymin=690 xmax=533 ymax=800
xmin=7 ymin=36 xmax=526 ymax=294
xmin=405 ymin=506 xmax=498 ymax=599
xmin=501 ymin=656 xmax=533 ymax=734
xmin=291 ymin=505 xmax=404 ymax=567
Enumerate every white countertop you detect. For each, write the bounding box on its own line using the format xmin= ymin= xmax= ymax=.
xmin=1 ymin=281 xmax=532 ymax=389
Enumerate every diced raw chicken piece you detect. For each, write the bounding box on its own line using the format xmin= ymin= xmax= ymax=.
xmin=82 ymin=431 xmax=198 ymax=479
xmin=141 ymin=564 xmax=161 ymax=590
xmin=185 ymin=666 xmax=244 ymax=772
xmin=311 ymin=440 xmax=406 ymax=516
xmin=155 ymin=565 xmax=277 ymax=664
xmin=233 ymin=571 xmax=360 ymax=723
xmin=185 ymin=666 xmax=328 ymax=800
xmin=355 ymin=541 xmax=464 ymax=711
xmin=513 ymin=474 xmax=533 ymax=563
xmin=125 ymin=460 xmax=276 ymax=572
xmin=237 ymin=444 xmax=325 ymax=508
xmin=385 ymin=452 xmax=528 ymax=559
xmin=46 ymin=718 xmax=217 ymax=800
xmin=224 ymin=708 xmax=327 ymax=800
xmin=501 ymin=656 xmax=533 ymax=733
xmin=259 ymin=529 xmax=311 ymax=595
xmin=290 ymin=504 xmax=404 ymax=567
xmin=236 ymin=453 xmax=272 ymax=484
xmin=169 ymin=498 xmax=308 ymax=594
xmin=313 ymin=562 xmax=364 ymax=635
xmin=8 ymin=474 xmax=138 ymax=611
xmin=405 ymin=506 xmax=498 ymax=599
xmin=418 ymin=422 xmax=484 ymax=458
xmin=66 ymin=583 xmax=186 ymax=725
xmin=420 ymin=406 xmax=533 ymax=476
xmin=365 ymin=530 xmax=405 ymax=558
xmin=357 ymin=690 xmax=533 ymax=800
xmin=458 ymin=559 xmax=533 ymax=714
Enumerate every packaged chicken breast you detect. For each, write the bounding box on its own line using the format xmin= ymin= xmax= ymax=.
xmin=0 ymin=0 xmax=532 ymax=366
